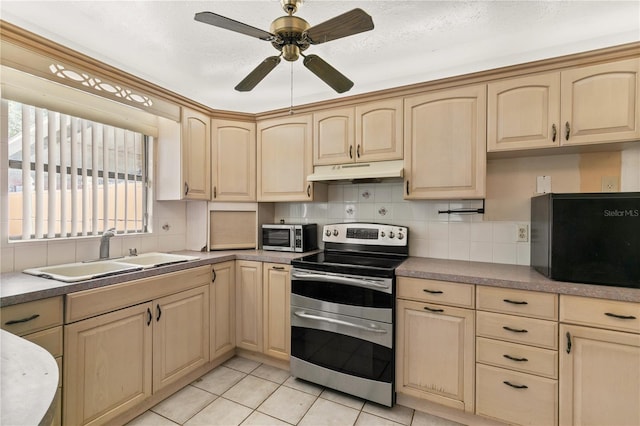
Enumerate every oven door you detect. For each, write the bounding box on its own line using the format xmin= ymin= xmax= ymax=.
xmin=262 ymin=225 xmax=294 ymax=251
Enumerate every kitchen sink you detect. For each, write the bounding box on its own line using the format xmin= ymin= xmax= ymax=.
xmin=23 ymin=252 xmax=200 ymax=282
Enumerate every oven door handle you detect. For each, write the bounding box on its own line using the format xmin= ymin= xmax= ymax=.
xmin=293 ymin=310 xmax=387 ymax=334
xmin=291 ymin=272 xmax=389 ymax=290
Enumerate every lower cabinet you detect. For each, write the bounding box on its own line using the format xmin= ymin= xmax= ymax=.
xmin=235 ymin=260 xmax=291 ymax=360
xmin=63 ymin=267 xmax=211 ymax=426
xmin=396 ymin=278 xmax=475 ymax=412
xmin=211 ymin=261 xmax=236 ymax=360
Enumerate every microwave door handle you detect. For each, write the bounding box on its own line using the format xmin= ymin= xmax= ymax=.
xmin=291 ymin=272 xmax=389 ymax=290
xmin=293 ymin=311 xmax=387 ymax=334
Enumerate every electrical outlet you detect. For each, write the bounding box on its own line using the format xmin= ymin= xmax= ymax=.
xmin=516 ymin=224 xmax=529 ymax=242
xmin=601 ymin=176 xmax=619 ymax=192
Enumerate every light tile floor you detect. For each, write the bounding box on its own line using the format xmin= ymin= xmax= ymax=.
xmin=126 ymin=356 xmax=465 ymax=426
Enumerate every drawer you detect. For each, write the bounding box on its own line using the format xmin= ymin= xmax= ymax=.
xmin=560 ymin=295 xmax=640 ymax=334
xmin=1 ymin=297 xmax=63 ymax=336
xmin=476 ymin=364 xmax=557 ymax=426
xmin=397 ymin=277 xmax=474 ymax=308
xmin=477 ymin=311 xmax=558 ymax=350
xmin=24 ymin=325 xmax=63 ymax=357
xmin=477 ymin=286 xmax=558 ymax=320
xmin=476 ymin=337 xmax=558 ymax=379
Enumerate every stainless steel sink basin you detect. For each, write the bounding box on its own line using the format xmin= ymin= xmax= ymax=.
xmin=118 ymin=252 xmax=200 ymax=268
xmin=23 ymin=261 xmax=143 ymax=282
xmin=23 ymin=252 xmax=199 ymax=282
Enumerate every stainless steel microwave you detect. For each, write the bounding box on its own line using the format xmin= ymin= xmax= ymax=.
xmin=262 ymin=223 xmax=318 ymax=253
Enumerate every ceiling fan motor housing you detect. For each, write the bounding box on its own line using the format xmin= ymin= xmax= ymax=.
xmin=270 ymin=15 xmax=310 ymax=61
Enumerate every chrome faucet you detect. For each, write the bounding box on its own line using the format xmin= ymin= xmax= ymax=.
xmin=99 ymin=228 xmax=116 ymax=259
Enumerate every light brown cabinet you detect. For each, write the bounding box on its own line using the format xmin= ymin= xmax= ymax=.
xmin=404 ymin=84 xmax=486 ymax=199
xmin=211 ymin=119 xmax=256 ymax=201
xmin=257 ymin=114 xmax=326 ymax=202
xmin=559 ymin=296 xmax=640 ymax=426
xmin=475 ymin=287 xmax=558 ymax=426
xmin=263 ymin=263 xmax=291 ymax=361
xmin=313 ymin=99 xmax=403 ymax=165
xmin=235 ymin=260 xmax=263 ymax=352
xmin=211 ymin=261 xmax=236 ymax=360
xmin=488 ymin=58 xmax=640 ymax=152
xmin=396 ymin=278 xmax=475 ymax=412
xmin=63 ymin=267 xmax=211 ymax=426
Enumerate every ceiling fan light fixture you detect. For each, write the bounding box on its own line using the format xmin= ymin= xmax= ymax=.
xmin=282 ymin=44 xmax=300 ymax=62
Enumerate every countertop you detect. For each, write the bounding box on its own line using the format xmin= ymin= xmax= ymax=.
xmin=1 ymin=250 xmax=639 ymax=307
xmin=0 ymin=329 xmax=59 ymax=426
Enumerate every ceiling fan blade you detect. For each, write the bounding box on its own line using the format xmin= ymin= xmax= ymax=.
xmin=235 ymin=56 xmax=282 ymax=92
xmin=303 ymin=54 xmax=354 ymax=93
xmin=195 ymin=12 xmax=275 ymax=41
xmin=305 ymin=8 xmax=374 ymax=44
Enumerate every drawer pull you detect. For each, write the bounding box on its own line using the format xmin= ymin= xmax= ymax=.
xmin=503 ymin=299 xmax=528 ymax=305
xmin=272 ymin=266 xmax=286 ymax=270
xmin=4 ymin=314 xmax=40 ymax=325
xmin=605 ymin=312 xmax=637 ymax=320
xmin=503 ymin=354 xmax=528 ymax=362
xmin=423 ymin=289 xmax=444 ymax=294
xmin=503 ymin=326 xmax=528 ymax=333
xmin=503 ymin=381 xmax=528 ymax=390
xmin=423 ymin=306 xmax=444 ymax=313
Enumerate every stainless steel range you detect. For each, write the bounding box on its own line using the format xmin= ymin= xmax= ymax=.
xmin=290 ymin=222 xmax=409 ymax=407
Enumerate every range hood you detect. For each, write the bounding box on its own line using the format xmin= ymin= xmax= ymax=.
xmin=307 ymin=160 xmax=404 ymax=182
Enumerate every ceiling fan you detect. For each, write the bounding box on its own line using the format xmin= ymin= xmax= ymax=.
xmin=194 ymin=0 xmax=374 ymax=93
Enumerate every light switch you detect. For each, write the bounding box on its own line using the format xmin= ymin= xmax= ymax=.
xmin=536 ymin=176 xmax=551 ymax=194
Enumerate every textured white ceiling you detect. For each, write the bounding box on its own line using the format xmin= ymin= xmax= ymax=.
xmin=1 ymin=1 xmax=639 ymax=113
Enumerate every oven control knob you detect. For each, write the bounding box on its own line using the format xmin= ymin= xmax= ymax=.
xmin=398 ymin=232 xmax=404 ymax=240
xmin=380 ymin=231 xmax=385 ymax=237
xmin=389 ymin=231 xmax=395 ymax=239
xmin=333 ymin=229 xmax=339 ymax=237
xmin=325 ymin=229 xmax=332 ymax=237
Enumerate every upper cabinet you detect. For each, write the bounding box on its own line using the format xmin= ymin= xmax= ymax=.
xmin=211 ymin=119 xmax=256 ymax=202
xmin=488 ymin=58 xmax=640 ymax=152
xmin=313 ymin=99 xmax=403 ymax=165
xmin=257 ymin=114 xmax=326 ymax=202
xmin=156 ymin=108 xmax=210 ymax=200
xmin=404 ymin=84 xmax=487 ymax=199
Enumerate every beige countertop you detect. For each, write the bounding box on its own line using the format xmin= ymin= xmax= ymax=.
xmin=1 ymin=250 xmax=638 ymax=307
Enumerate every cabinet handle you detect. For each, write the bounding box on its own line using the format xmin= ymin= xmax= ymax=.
xmin=566 ymin=331 xmax=572 ymax=354
xmin=349 ymin=145 xmax=353 ymax=159
xmin=423 ymin=306 xmax=444 ymax=313
xmin=307 ymin=184 xmax=311 ymax=197
xmin=357 ymin=144 xmax=361 ymax=158
xmin=4 ymin=313 xmax=40 ymax=325
xmin=503 ymin=354 xmax=528 ymax=362
xmin=565 ymin=121 xmax=570 ymax=140
xmin=503 ymin=299 xmax=528 ymax=305
xmin=406 ymin=180 xmax=410 ymax=196
xmin=147 ymin=308 xmax=152 ymax=326
xmin=156 ymin=304 xmax=162 ymax=322
xmin=503 ymin=326 xmax=528 ymax=333
xmin=551 ymin=124 xmax=557 ymax=142
xmin=184 ymin=181 xmax=189 ymax=196
xmin=213 ymin=186 xmax=217 ymax=198
xmin=212 ymin=269 xmax=217 ymax=283
xmin=272 ymin=266 xmax=285 ymax=270
xmin=605 ymin=312 xmax=637 ymax=320
xmin=503 ymin=381 xmax=528 ymax=389
xmin=423 ymin=289 xmax=444 ymax=294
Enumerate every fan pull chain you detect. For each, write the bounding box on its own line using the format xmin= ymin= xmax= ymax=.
xmin=289 ymin=62 xmax=294 ymax=115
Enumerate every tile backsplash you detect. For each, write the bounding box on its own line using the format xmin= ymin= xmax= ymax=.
xmin=274 ymin=182 xmax=531 ymax=266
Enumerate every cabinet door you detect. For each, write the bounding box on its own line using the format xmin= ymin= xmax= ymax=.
xmin=263 ymin=263 xmax=291 ymax=361
xmin=356 ymin=98 xmax=403 ymax=162
xmin=396 ymin=299 xmax=475 ymax=412
xmin=404 ymin=85 xmax=486 ymax=199
xmin=211 ymin=119 xmax=256 ymax=201
xmin=561 ymin=58 xmax=640 ymax=146
xmin=211 ymin=261 xmax=236 ymax=360
xmin=236 ymin=260 xmax=263 ymax=352
xmin=487 ymin=73 xmax=561 ymax=151
xmin=64 ymin=303 xmax=152 ymax=426
xmin=257 ymin=114 xmax=322 ymax=201
xmin=182 ymin=108 xmax=211 ymax=200
xmin=313 ymin=108 xmax=354 ymax=165
xmin=559 ymin=324 xmax=640 ymax=426
xmin=153 ymin=285 xmax=210 ymax=393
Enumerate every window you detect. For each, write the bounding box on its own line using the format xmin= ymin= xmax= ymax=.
xmin=5 ymin=99 xmax=150 ymax=241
